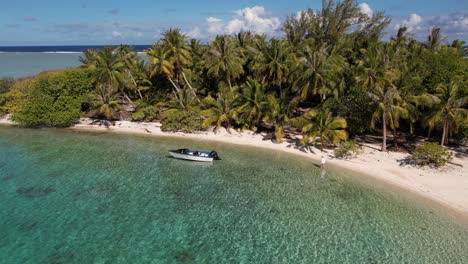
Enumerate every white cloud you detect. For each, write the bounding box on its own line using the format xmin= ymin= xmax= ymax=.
xmin=136 ymin=32 xmax=143 ymax=38
xmin=405 ymin=13 xmax=422 ymax=27
xmin=112 ymin=31 xmax=123 ymax=38
xmin=207 ymin=17 xmax=222 ymax=23
xmin=186 ymin=26 xmax=202 ymax=38
xmin=390 ymin=12 xmax=467 ymax=42
xmin=394 ymin=13 xmax=422 ymax=32
xmin=358 ymin=3 xmax=373 ymax=17
xmin=225 ymin=19 xmax=245 ymax=34
xmin=204 ymin=5 xmax=281 ymax=37
xmin=207 ymin=17 xmax=224 ymax=34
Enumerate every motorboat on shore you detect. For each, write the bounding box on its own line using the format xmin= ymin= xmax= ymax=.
xmin=168 ymin=149 xmax=221 ymax=162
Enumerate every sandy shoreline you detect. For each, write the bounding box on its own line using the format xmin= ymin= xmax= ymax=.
xmin=2 ymin=116 xmax=468 ymax=218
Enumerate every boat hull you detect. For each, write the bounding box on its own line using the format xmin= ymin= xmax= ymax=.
xmin=169 ymin=151 xmax=214 ymax=162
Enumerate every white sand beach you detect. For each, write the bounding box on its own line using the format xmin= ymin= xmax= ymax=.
xmin=2 ymin=116 xmax=467 ymax=217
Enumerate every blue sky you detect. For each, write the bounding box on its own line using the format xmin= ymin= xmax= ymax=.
xmin=1 ymin=0 xmax=467 ymax=45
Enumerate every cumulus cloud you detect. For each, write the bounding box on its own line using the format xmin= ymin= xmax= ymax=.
xmin=404 ymin=14 xmax=422 ymax=27
xmin=394 ymin=13 xmax=422 ymax=32
xmin=425 ymin=12 xmax=467 ymax=41
xmin=196 ymin=6 xmax=281 ymax=38
xmin=391 ymin=11 xmax=467 ymax=42
xmin=231 ymin=6 xmax=281 ymax=34
xmin=358 ymin=3 xmax=373 ymax=17
xmin=186 ymin=26 xmax=202 ymax=38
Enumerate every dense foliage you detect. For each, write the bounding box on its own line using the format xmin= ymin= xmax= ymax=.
xmin=2 ymin=0 xmax=467 ymax=151
xmin=411 ymin=142 xmax=453 ymax=167
xmin=161 ymin=110 xmax=202 ymax=133
xmin=6 ymin=69 xmax=93 ymax=126
xmin=0 ymin=78 xmax=15 ymax=116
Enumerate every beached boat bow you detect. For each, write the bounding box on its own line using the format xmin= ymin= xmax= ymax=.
xmin=169 ymin=149 xmax=221 ymax=162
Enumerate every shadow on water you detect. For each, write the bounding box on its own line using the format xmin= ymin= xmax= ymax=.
xmin=175 ymin=250 xmax=193 ymax=262
xmin=16 ymin=187 xmax=55 ymax=198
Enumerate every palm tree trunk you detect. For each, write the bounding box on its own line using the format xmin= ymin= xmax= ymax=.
xmin=166 ymin=75 xmax=181 ymax=93
xmin=127 ymin=70 xmax=143 ymax=99
xmin=393 ymin=126 xmax=397 ymax=149
xmin=321 ymin=135 xmax=324 ymax=152
xmin=123 ymin=93 xmax=134 ymax=106
xmin=181 ymin=72 xmax=200 ymax=103
xmin=441 ymin=119 xmax=447 ymax=146
xmin=382 ymin=111 xmax=387 ymax=152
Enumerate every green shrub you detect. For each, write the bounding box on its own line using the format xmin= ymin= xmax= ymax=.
xmin=411 ymin=142 xmax=453 ymax=167
xmin=8 ymin=69 xmax=93 ymax=126
xmin=334 ymin=140 xmax=363 ymax=159
xmin=325 ymin=87 xmax=373 ymax=136
xmin=131 ymin=104 xmax=160 ymax=122
xmin=161 ymin=110 xmax=202 ymax=133
xmin=0 ymin=78 xmax=15 ymax=116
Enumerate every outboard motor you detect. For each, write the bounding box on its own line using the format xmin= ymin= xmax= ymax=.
xmin=209 ymin=151 xmax=221 ymax=160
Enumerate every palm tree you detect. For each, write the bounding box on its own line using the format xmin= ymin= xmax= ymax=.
xmin=237 ymin=79 xmax=268 ymax=130
xmin=160 ymin=29 xmax=192 ymax=79
xmin=295 ymin=40 xmax=347 ymax=101
xmin=79 ymin=49 xmax=98 ymax=67
xmin=250 ymin=38 xmax=294 ymax=92
xmin=368 ymin=81 xmax=407 ymax=151
xmin=146 ymin=29 xmax=198 ymax=101
xmin=291 ymin=108 xmax=348 ymax=151
xmin=115 ymin=45 xmax=148 ymax=100
xmin=427 ymin=27 xmax=447 ymax=50
xmin=357 ymin=43 xmax=407 ymax=151
xmin=201 ymin=84 xmax=241 ymax=132
xmin=203 ymin=35 xmax=245 ymax=89
xmin=85 ymin=47 xmax=128 ymax=118
xmin=424 ymin=81 xmax=468 ymax=145
xmin=145 ymin=43 xmax=183 ymax=104
xmin=264 ymin=92 xmax=299 ymax=143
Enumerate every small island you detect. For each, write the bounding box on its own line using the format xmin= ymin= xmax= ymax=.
xmin=0 ymin=0 xmax=467 ymax=262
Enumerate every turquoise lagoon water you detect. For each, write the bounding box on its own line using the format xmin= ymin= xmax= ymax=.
xmin=0 ymin=52 xmax=82 ymax=78
xmin=0 ymin=126 xmax=467 ymax=263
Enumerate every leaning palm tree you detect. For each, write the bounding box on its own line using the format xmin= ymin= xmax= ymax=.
xmin=115 ymin=45 xmax=148 ymax=100
xmin=145 ymin=42 xmax=187 ymax=105
xmin=291 ymin=108 xmax=348 ymax=151
xmin=201 ymin=84 xmax=241 ymax=132
xmin=79 ymin=49 xmax=98 ymax=67
xmin=237 ymin=79 xmax=268 ymax=130
xmin=160 ymin=29 xmax=192 ymax=79
xmin=203 ymin=35 xmax=245 ymax=89
xmin=424 ymin=81 xmax=468 ymax=146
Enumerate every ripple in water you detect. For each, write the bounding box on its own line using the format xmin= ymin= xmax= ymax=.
xmin=0 ymin=126 xmax=467 ymax=263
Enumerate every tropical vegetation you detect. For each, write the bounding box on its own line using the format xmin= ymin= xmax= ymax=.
xmin=1 ymin=0 xmax=467 ymax=154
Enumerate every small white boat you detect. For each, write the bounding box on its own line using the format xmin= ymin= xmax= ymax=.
xmin=169 ymin=149 xmax=221 ymax=162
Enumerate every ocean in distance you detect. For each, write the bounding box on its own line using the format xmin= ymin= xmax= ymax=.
xmin=0 ymin=45 xmax=151 ymax=78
